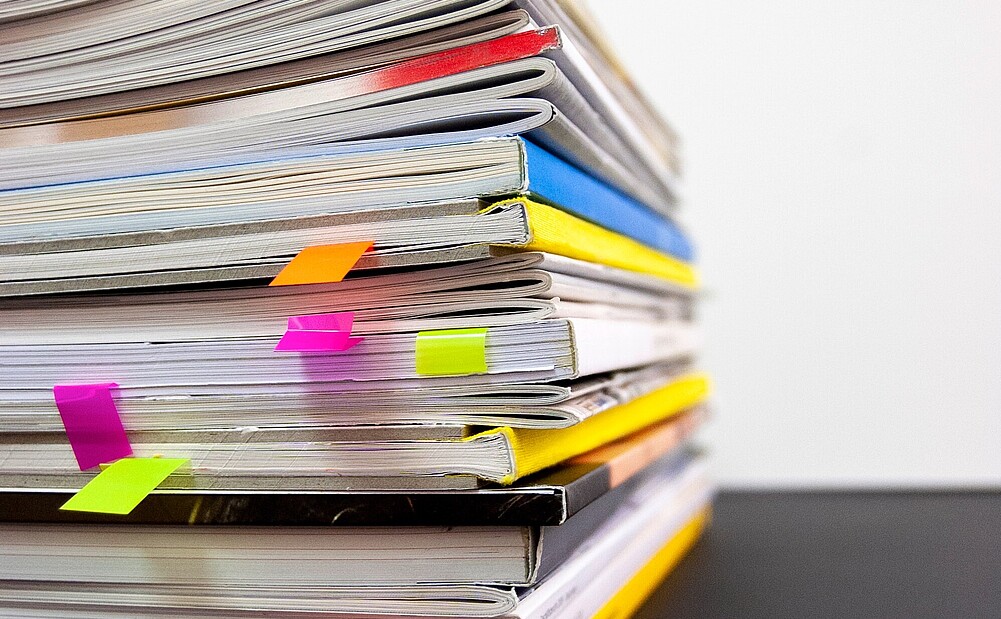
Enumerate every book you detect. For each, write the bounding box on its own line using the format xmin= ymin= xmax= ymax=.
xmin=0 ymin=408 xmax=707 ymax=525
xmin=0 ymin=191 xmax=702 ymax=491
xmin=0 ymin=0 xmax=516 ymax=108
xmin=2 ymin=361 xmax=694 ymax=434
xmin=0 ymin=451 xmax=711 ymax=617
xmin=0 ymin=27 xmax=679 ymax=215
xmin=0 ymin=1 xmax=682 ymax=189
xmin=0 ymin=9 xmax=533 ymax=126
xmin=519 ymin=509 xmax=710 ymax=619
xmin=0 ymin=141 xmax=686 ymax=265
xmin=0 ymin=251 xmax=691 ymax=347
xmin=514 ymin=0 xmax=681 ymax=181
xmin=0 ymin=373 xmax=709 ymax=489
xmin=0 ymin=193 xmax=697 ymax=296
xmin=0 ymin=3 xmax=708 ymax=616
xmin=591 ymin=513 xmax=708 ymax=619
xmin=3 ymin=314 xmax=696 ymax=389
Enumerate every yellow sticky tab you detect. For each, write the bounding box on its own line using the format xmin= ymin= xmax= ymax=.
xmin=415 ymin=328 xmax=488 ymax=376
xmin=269 ymin=241 xmax=373 ymax=286
xmin=60 ymin=457 xmax=188 ymax=515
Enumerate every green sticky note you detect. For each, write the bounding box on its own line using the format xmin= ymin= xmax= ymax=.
xmin=415 ymin=328 xmax=489 ymax=376
xmin=60 ymin=457 xmax=188 ymax=515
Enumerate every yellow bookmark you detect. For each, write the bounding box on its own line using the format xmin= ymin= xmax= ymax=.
xmin=60 ymin=457 xmax=188 ymax=515
xmin=415 ymin=328 xmax=488 ymax=376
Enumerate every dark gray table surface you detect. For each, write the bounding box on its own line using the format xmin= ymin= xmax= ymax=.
xmin=634 ymin=491 xmax=1001 ymax=618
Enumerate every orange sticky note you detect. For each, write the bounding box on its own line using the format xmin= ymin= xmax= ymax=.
xmin=270 ymin=241 xmax=373 ymax=286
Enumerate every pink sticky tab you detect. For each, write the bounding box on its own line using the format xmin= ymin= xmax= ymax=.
xmin=53 ymin=383 xmax=132 ymax=471
xmin=287 ymin=312 xmax=355 ymax=332
xmin=274 ymin=312 xmax=363 ymax=352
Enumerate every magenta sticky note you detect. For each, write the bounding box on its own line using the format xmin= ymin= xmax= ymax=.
xmin=275 ymin=330 xmax=364 ymax=351
xmin=53 ymin=383 xmax=133 ymax=471
xmin=274 ymin=312 xmax=363 ymax=352
xmin=287 ymin=313 xmax=355 ymax=332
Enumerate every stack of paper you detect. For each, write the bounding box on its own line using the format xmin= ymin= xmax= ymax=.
xmin=0 ymin=1 xmax=711 ymax=617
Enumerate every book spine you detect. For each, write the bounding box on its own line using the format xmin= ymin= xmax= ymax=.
xmin=506 ymin=373 xmax=710 ymax=481
xmin=522 ymin=140 xmax=694 ymax=261
xmin=591 ymin=510 xmax=710 ymax=619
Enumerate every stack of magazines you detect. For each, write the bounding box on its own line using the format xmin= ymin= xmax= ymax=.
xmin=0 ymin=1 xmax=712 ymax=617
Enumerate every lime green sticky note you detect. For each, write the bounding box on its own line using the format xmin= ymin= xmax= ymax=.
xmin=415 ymin=328 xmax=489 ymax=376
xmin=60 ymin=457 xmax=188 ymax=515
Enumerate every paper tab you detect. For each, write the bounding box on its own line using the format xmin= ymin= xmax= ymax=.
xmin=53 ymin=383 xmax=132 ymax=471
xmin=415 ymin=328 xmax=489 ymax=376
xmin=275 ymin=311 xmax=363 ymax=352
xmin=269 ymin=241 xmax=373 ymax=286
xmin=60 ymin=457 xmax=189 ymax=515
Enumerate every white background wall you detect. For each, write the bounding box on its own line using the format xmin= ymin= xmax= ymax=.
xmin=586 ymin=0 xmax=1001 ymax=487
